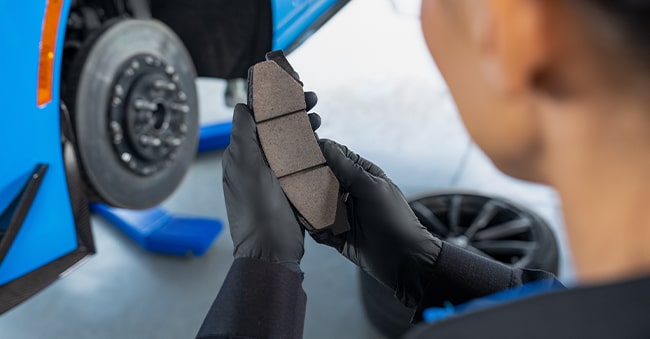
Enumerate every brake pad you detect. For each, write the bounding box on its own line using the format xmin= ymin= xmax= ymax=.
xmin=248 ymin=51 xmax=349 ymax=234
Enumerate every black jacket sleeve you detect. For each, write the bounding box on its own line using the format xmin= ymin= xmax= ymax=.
xmin=413 ymin=242 xmax=556 ymax=321
xmin=196 ymin=258 xmax=307 ymax=339
xmin=196 ymin=244 xmax=555 ymax=337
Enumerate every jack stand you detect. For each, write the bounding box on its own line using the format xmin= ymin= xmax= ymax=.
xmin=198 ymin=121 xmax=232 ymax=153
xmin=90 ymin=203 xmax=222 ymax=256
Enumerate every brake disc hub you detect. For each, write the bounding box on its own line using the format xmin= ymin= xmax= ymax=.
xmin=108 ymin=54 xmax=190 ymax=176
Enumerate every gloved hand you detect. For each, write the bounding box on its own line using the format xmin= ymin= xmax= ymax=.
xmin=311 ymin=139 xmax=443 ymax=308
xmin=222 ymin=92 xmax=319 ymax=269
xmin=222 ymin=93 xmax=316 ymax=269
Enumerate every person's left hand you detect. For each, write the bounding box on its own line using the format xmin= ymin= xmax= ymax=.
xmin=222 ymin=93 xmax=318 ymax=267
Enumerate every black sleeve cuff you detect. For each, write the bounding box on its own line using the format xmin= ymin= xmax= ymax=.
xmin=413 ymin=242 xmax=517 ymax=322
xmin=196 ymin=257 xmax=307 ymax=339
xmin=412 ymin=242 xmax=558 ymax=322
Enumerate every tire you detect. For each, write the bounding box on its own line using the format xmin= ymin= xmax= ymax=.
xmin=360 ymin=270 xmax=414 ymax=338
xmin=360 ymin=190 xmax=560 ymax=338
xmin=66 ymin=19 xmax=199 ymax=209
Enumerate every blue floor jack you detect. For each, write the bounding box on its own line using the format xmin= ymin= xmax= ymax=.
xmin=91 ymin=121 xmax=232 ymax=256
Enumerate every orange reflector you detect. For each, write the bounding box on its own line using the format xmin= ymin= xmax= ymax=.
xmin=37 ymin=0 xmax=64 ymax=107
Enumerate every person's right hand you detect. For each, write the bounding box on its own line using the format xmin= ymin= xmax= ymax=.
xmin=310 ymin=139 xmax=443 ymax=309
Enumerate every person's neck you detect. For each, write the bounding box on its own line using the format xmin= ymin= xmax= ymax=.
xmin=545 ymin=102 xmax=650 ymax=285
xmin=558 ymin=165 xmax=650 ymax=284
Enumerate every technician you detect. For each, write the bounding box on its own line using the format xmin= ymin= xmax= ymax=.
xmin=197 ymin=1 xmax=650 ymax=338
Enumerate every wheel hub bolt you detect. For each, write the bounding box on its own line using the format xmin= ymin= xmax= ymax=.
xmin=153 ymin=80 xmax=176 ymax=91
xmin=114 ymin=85 xmax=124 ymax=97
xmin=166 ymin=138 xmax=182 ymax=147
xmin=113 ymin=133 xmax=123 ymax=144
xmin=121 ymin=152 xmax=132 ymax=163
xmin=134 ymin=99 xmax=156 ymax=111
xmin=110 ymin=121 xmax=121 ymax=132
xmin=171 ymin=103 xmax=190 ymax=113
xmin=139 ymin=135 xmax=149 ymax=145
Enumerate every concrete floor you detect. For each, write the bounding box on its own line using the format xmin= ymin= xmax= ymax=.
xmin=0 ymin=0 xmax=574 ymax=338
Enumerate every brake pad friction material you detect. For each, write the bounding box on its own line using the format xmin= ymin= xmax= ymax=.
xmin=248 ymin=50 xmax=348 ymax=232
xmin=279 ymin=167 xmax=339 ymax=229
xmin=250 ymin=61 xmax=306 ymax=123
xmin=257 ymin=113 xmax=326 ymax=178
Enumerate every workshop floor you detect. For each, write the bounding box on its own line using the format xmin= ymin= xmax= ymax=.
xmin=0 ymin=0 xmax=573 ymax=338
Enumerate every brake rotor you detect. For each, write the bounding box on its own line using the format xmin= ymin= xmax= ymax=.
xmin=65 ymin=19 xmax=199 ymax=209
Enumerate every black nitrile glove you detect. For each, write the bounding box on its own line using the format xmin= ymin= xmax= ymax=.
xmin=222 ymin=92 xmax=319 ymax=270
xmin=222 ymin=105 xmax=302 ymax=268
xmin=311 ymin=139 xmax=443 ymax=308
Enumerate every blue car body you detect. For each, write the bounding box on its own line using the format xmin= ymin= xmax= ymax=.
xmin=0 ymin=0 xmax=348 ymax=313
xmin=273 ymin=0 xmax=348 ymax=51
xmin=0 ymin=0 xmax=77 ymax=286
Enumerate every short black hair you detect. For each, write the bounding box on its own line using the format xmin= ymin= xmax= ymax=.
xmin=584 ymin=0 xmax=650 ymax=68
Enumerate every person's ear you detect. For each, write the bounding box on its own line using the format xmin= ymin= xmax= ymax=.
xmin=479 ymin=0 xmax=547 ymax=94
